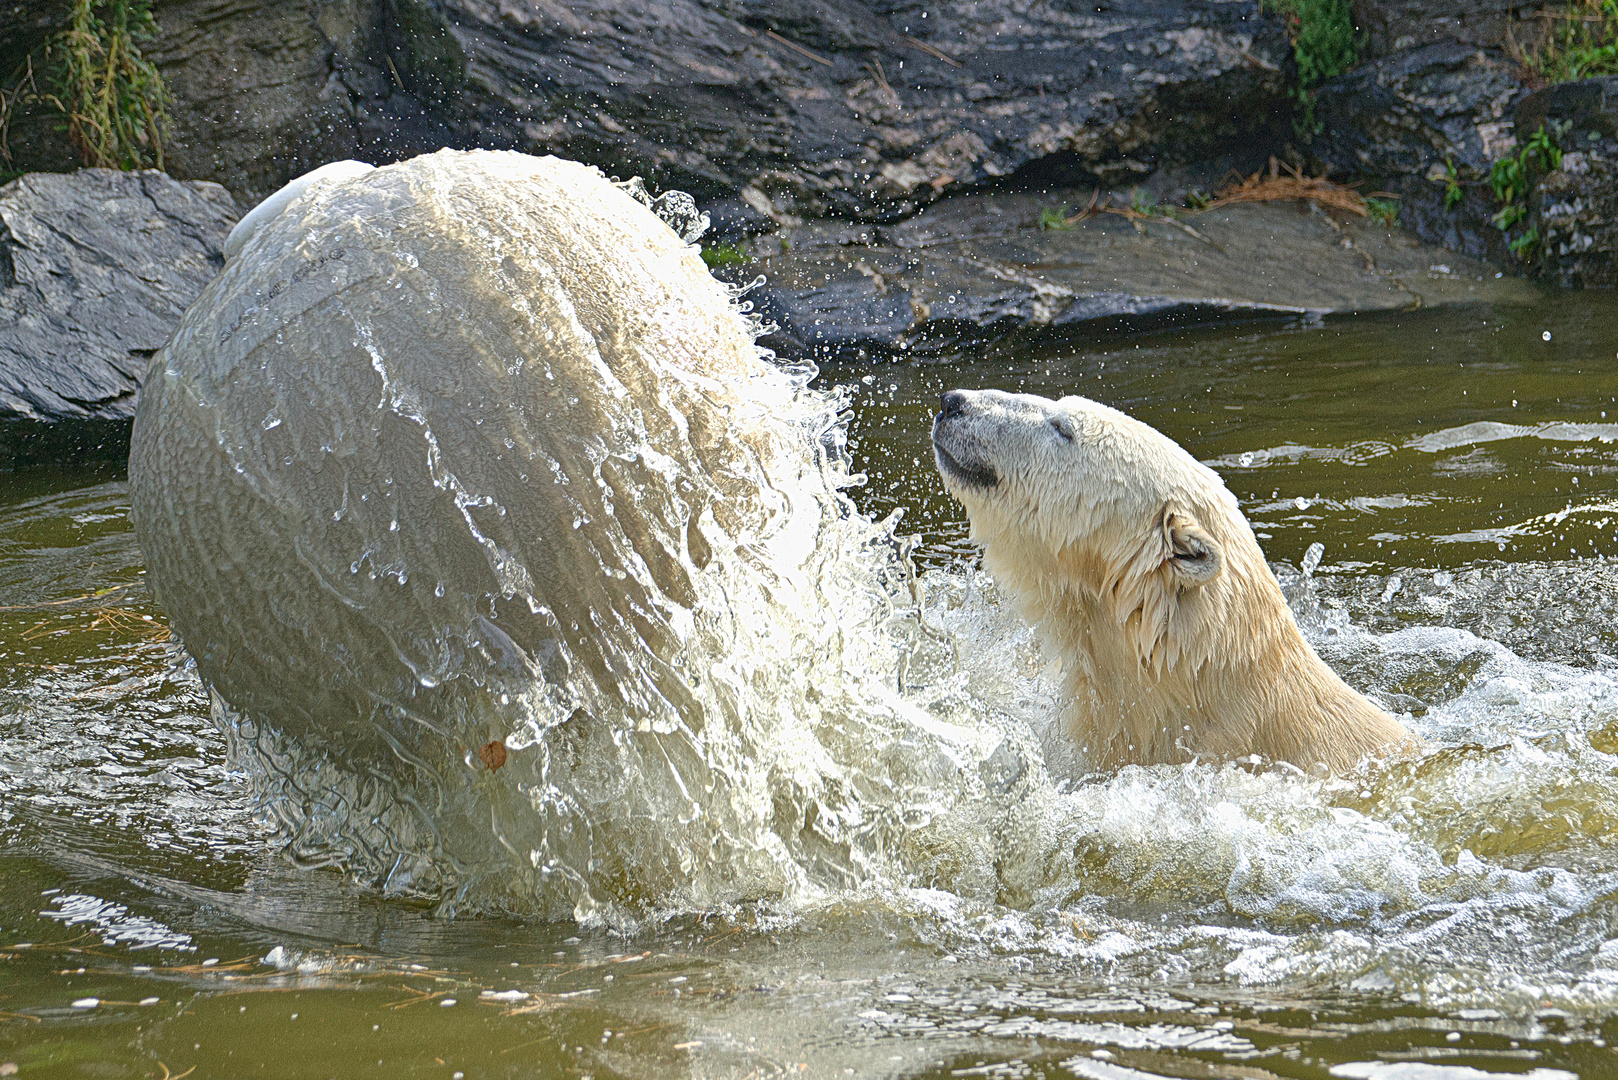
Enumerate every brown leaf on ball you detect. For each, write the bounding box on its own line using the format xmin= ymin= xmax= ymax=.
xmin=479 ymin=740 xmax=508 ymax=772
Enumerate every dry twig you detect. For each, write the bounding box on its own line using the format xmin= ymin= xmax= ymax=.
xmin=1198 ymin=157 xmax=1374 ymax=216
xmin=864 ymin=60 xmax=900 ymax=109
xmin=1059 ymin=188 xmax=1222 ymax=250
xmin=902 ymin=34 xmax=960 ymax=66
xmin=765 ymin=30 xmax=832 ymax=66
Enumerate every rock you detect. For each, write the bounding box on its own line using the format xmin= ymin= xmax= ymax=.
xmin=403 ymin=0 xmax=1295 ymax=222
xmin=140 ymin=0 xmax=438 ymax=202
xmin=726 ymin=190 xmax=1538 ymax=357
xmin=1535 ymin=155 xmax=1618 ymax=285
xmin=1515 ymin=75 xmax=1618 ymax=142
xmin=0 ymin=0 xmax=442 ymax=201
xmin=1308 ymin=15 xmax=1617 ymax=286
xmin=4 ymin=1 xmax=1296 ymax=215
xmin=0 ymin=169 xmax=237 ymax=466
xmin=1522 ymin=77 xmax=1618 ymax=286
xmin=1312 ymin=41 xmax=1531 ymax=266
xmin=1349 ymin=1 xmax=1546 ymax=59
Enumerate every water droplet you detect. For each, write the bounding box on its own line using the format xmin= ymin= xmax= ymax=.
xmin=1300 ymin=542 xmax=1324 ymax=577
xmin=1380 ymin=576 xmax=1402 ymax=604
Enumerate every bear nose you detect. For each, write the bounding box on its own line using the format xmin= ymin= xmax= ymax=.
xmin=940 ymin=390 xmax=969 ymax=419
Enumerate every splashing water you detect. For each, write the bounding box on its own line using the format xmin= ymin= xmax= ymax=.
xmin=125 ymin=151 xmax=1036 ymax=925
xmin=115 ymin=152 xmax=1618 ymax=1038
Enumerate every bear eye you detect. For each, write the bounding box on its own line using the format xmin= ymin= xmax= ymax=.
xmin=1049 ymin=415 xmax=1075 ymax=443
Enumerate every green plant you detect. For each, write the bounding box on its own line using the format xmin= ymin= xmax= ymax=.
xmin=1185 ymin=188 xmax=1211 ymax=211
xmin=1038 ymin=205 xmax=1075 ymax=231
xmin=1492 ymin=201 xmax=1528 ymax=231
xmin=1489 ymin=126 xmax=1561 ymax=209
xmin=1364 ymin=196 xmax=1399 ymax=226
xmin=1263 ymin=0 xmax=1361 ymax=133
xmin=1264 ymin=0 xmax=1360 ymax=89
xmin=700 ymin=243 xmax=747 ymax=268
xmin=1524 ymin=0 xmax=1618 ymax=83
xmin=1129 ymin=187 xmax=1174 ymax=217
xmin=48 ymin=0 xmax=169 ymax=171
xmin=1442 ymin=159 xmax=1464 ymax=209
xmin=1508 ymin=227 xmax=1541 ymax=258
xmin=1488 ymin=125 xmax=1564 ymax=258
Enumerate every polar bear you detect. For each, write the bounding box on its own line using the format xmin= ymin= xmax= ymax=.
xmin=931 ymin=388 xmax=1413 ymax=774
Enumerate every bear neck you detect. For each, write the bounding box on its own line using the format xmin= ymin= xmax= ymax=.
xmin=982 ymin=531 xmax=1409 ymax=774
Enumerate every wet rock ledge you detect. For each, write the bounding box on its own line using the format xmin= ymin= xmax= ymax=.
xmin=725 ymin=193 xmax=1540 ymax=357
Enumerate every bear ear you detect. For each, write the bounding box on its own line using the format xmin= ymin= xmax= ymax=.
xmin=1161 ymin=507 xmax=1221 ymax=586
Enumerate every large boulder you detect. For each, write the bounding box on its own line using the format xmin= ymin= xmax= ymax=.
xmin=0 ymin=169 xmax=237 ymax=466
xmin=4 ymin=1 xmax=1296 ymax=220
xmin=1314 ymin=33 xmax=1618 ymax=284
xmin=1348 ymin=0 xmax=1544 ymax=59
xmin=396 ymin=0 xmax=1295 ymax=225
xmin=0 ymin=0 xmax=443 ymax=197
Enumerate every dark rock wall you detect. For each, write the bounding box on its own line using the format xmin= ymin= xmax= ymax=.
xmin=1349 ymin=0 xmax=1541 ymax=59
xmin=1525 ymin=77 xmax=1618 ymax=287
xmin=402 ymin=0 xmax=1293 ymax=225
xmin=1313 ymin=40 xmax=1529 ymax=266
xmin=1315 ymin=2 xmax=1618 ymax=285
xmin=5 ymin=1 xmax=1296 ymax=219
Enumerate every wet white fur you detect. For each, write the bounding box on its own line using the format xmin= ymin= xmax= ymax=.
xmin=933 ymin=389 xmax=1412 ymax=774
xmin=223 ymin=160 xmax=376 ymax=260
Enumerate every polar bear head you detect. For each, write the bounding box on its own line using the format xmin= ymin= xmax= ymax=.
xmin=931 ymin=387 xmax=1410 ymax=773
xmin=931 ymin=388 xmax=1240 ymax=674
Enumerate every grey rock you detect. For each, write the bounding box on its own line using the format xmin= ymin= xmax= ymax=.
xmin=1312 ymin=41 xmax=1530 ymax=266
xmin=1349 ymin=0 xmax=1546 ymax=60
xmin=5 ymin=0 xmax=1295 ymax=216
xmin=1536 ymin=156 xmax=1618 ymax=286
xmin=0 ymin=0 xmax=441 ymax=202
xmin=0 ymin=169 xmax=237 ymax=466
xmin=727 ymin=190 xmax=1538 ymax=357
xmin=1523 ymin=77 xmax=1618 ymax=287
xmin=1515 ymin=74 xmax=1618 ymax=141
xmin=144 ymin=0 xmax=420 ymax=202
xmin=407 ymin=0 xmax=1295 ymax=222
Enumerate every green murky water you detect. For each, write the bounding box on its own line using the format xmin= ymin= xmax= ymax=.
xmin=4 ymin=294 xmax=1618 ymax=1079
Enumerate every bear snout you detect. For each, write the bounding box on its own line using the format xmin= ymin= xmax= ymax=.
xmin=932 ymin=392 xmax=1000 ymax=491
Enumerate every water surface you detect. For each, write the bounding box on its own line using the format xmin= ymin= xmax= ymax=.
xmin=4 ymin=294 xmax=1618 ymax=1078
